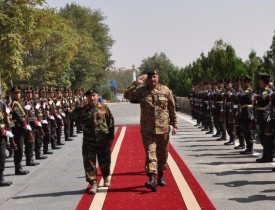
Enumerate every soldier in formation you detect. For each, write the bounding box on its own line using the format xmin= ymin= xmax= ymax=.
xmin=0 ymin=85 xmax=84 ymax=186
xmin=189 ymin=72 xmax=275 ymax=168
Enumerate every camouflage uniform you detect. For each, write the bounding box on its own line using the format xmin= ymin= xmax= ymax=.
xmin=124 ymin=81 xmax=178 ymax=174
xmin=69 ymin=102 xmax=114 ymax=183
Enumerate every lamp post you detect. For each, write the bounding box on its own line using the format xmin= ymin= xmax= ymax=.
xmin=132 ymin=64 xmax=136 ymax=82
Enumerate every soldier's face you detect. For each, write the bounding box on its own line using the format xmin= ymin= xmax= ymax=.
xmin=12 ymin=92 xmax=20 ymax=100
xmin=146 ymin=74 xmax=159 ymax=87
xmin=86 ymin=93 xmax=99 ymax=106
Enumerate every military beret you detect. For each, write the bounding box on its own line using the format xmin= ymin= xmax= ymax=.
xmin=210 ymin=81 xmax=217 ymax=85
xmin=84 ymin=88 xmax=99 ymax=96
xmin=242 ymin=75 xmax=252 ymax=82
xmin=217 ymin=79 xmax=224 ymax=84
xmin=203 ymin=81 xmax=210 ymax=85
xmin=33 ymin=87 xmax=39 ymax=93
xmin=147 ymin=69 xmax=158 ymax=76
xmin=259 ymin=72 xmax=271 ymax=84
xmin=10 ymin=85 xmax=21 ymax=93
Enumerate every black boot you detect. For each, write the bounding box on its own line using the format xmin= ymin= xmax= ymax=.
xmin=0 ymin=171 xmax=12 ymax=187
xmin=145 ymin=173 xmax=157 ymax=191
xmin=26 ymin=159 xmax=40 ymax=166
xmin=158 ymin=172 xmax=167 ymax=186
xmin=15 ymin=164 xmax=29 ymax=175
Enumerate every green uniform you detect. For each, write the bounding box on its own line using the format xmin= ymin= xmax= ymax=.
xmin=124 ymin=81 xmax=177 ymax=174
xmin=70 ymin=102 xmax=114 ymax=183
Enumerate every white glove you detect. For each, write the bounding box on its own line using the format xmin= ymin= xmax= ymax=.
xmin=35 ymin=103 xmax=41 ymax=109
xmin=25 ymin=125 xmax=32 ymax=131
xmin=37 ymin=122 xmax=42 ymax=127
xmin=61 ymin=113 xmax=66 ymax=117
xmin=50 ymin=116 xmax=55 ymax=120
xmin=42 ymin=120 xmax=48 ymax=124
xmin=57 ymin=115 xmax=62 ymax=119
xmin=5 ymin=130 xmax=14 ymax=138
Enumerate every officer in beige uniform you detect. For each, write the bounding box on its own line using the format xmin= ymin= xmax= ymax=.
xmin=124 ymin=70 xmax=177 ymax=192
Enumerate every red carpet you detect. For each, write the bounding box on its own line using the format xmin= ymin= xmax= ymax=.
xmin=76 ymin=125 xmax=215 ymax=210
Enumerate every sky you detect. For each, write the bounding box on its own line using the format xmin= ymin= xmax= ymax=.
xmin=45 ymin=0 xmax=275 ymax=70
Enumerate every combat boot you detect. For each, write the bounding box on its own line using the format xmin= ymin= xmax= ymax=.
xmin=157 ymin=172 xmax=167 ymax=186
xmin=15 ymin=164 xmax=29 ymax=175
xmin=26 ymin=157 xmax=39 ymax=166
xmin=88 ymin=180 xmax=98 ymax=194
xmin=0 ymin=171 xmax=12 ymax=187
xmin=145 ymin=173 xmax=157 ymax=191
xmin=103 ymin=176 xmax=110 ymax=187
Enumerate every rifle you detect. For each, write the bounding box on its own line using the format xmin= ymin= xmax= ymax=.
xmin=3 ymin=105 xmax=17 ymax=150
xmin=219 ymin=92 xmax=225 ymax=122
xmin=228 ymin=93 xmax=234 ymax=123
xmin=265 ymin=93 xmax=274 ymax=135
xmin=24 ymin=104 xmax=35 ymax=142
xmin=250 ymin=95 xmax=257 ymax=131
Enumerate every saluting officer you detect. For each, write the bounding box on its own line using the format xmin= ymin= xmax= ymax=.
xmin=124 ymin=70 xmax=177 ymax=192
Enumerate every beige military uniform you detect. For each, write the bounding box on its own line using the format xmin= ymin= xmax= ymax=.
xmin=124 ymin=81 xmax=177 ymax=174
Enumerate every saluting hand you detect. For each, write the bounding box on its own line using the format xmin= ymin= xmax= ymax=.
xmin=137 ymin=74 xmax=148 ymax=84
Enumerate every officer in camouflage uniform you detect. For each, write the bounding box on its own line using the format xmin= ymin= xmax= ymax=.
xmin=124 ymin=69 xmax=177 ymax=192
xmin=69 ymin=88 xmax=114 ymax=194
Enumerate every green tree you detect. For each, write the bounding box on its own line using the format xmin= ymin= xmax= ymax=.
xmin=58 ymin=3 xmax=114 ymax=89
xmin=0 ymin=0 xmax=45 ymax=86
xmin=22 ymin=9 xmax=79 ymax=87
xmin=139 ymin=52 xmax=179 ymax=87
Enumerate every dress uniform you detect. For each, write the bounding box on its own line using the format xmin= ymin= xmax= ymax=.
xmin=10 ymin=86 xmax=30 ymax=175
xmin=69 ymin=88 xmax=114 ymax=194
xmin=239 ymin=75 xmax=254 ymax=154
xmin=124 ymin=70 xmax=178 ymax=192
xmin=255 ymin=73 xmax=273 ymax=162
xmin=232 ymin=77 xmax=245 ymax=149
xmin=213 ymin=79 xmax=227 ymax=140
xmin=224 ymin=78 xmax=236 ymax=145
xmin=0 ymin=100 xmax=14 ymax=186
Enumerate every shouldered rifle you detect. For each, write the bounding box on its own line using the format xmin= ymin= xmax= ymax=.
xmin=265 ymin=93 xmax=274 ymax=135
xmin=219 ymin=92 xmax=225 ymax=121
xmin=250 ymin=94 xmax=257 ymax=131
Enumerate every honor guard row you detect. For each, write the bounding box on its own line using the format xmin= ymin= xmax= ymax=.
xmin=0 ymin=86 xmax=87 ymax=186
xmin=189 ymin=73 xmax=275 ymax=171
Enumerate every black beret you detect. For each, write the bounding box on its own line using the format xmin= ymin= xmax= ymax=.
xmin=217 ymin=79 xmax=224 ymax=84
xmin=84 ymin=88 xmax=99 ymax=96
xmin=232 ymin=76 xmax=241 ymax=82
xmin=147 ymin=69 xmax=158 ymax=76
